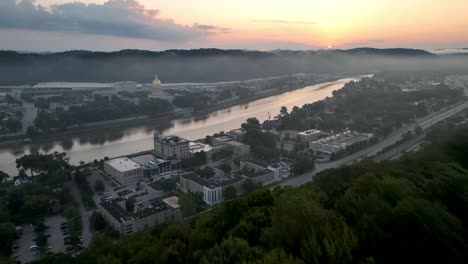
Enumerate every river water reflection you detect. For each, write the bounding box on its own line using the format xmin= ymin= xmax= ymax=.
xmin=0 ymin=76 xmax=364 ymax=175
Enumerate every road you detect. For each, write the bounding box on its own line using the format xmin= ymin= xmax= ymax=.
xmin=279 ymin=99 xmax=468 ymax=187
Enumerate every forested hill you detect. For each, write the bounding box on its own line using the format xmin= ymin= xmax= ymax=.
xmin=0 ymin=48 xmax=460 ymax=85
xmin=32 ymin=123 xmax=468 ymax=264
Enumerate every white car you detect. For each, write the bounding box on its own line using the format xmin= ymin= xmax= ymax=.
xmin=30 ymin=245 xmax=39 ymax=250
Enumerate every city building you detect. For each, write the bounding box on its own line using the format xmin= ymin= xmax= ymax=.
xmin=179 ymin=173 xmax=244 ymax=206
xmin=242 ymin=169 xmax=275 ymax=186
xmin=240 ymin=159 xmax=292 ymax=184
xmin=297 ymin=129 xmax=324 ymax=142
xmin=97 ymin=196 xmax=181 ymax=236
xmin=104 ymin=158 xmax=143 ymax=185
xmin=212 ymin=136 xmax=250 ymax=156
xmin=309 ymin=130 xmax=374 ymax=155
xmin=227 ymin=128 xmax=247 ymax=142
xmin=128 ymin=152 xmax=174 ymax=180
xmin=240 ymin=159 xmax=291 ymax=185
xmin=154 ymin=134 xmax=190 ymax=159
xmin=189 ymin=142 xmax=213 ymax=159
xmin=267 ymin=160 xmax=292 ymax=181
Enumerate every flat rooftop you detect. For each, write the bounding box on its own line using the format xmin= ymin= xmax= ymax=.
xmin=228 ymin=129 xmax=246 ymax=135
xmin=155 ymin=135 xmax=189 ymax=146
xmin=313 ymin=131 xmax=373 ymax=147
xmin=189 ymin=142 xmax=213 ymax=153
xmin=33 ymin=82 xmax=114 ymax=88
xmin=298 ymin=129 xmax=323 ymax=136
xmin=213 ymin=136 xmax=232 ymax=142
xmin=106 ymin=158 xmax=141 ymax=172
xmin=162 ymin=196 xmax=180 ymax=209
xmin=129 ymin=153 xmax=168 ymax=168
xmin=181 ymin=172 xmax=243 ymax=189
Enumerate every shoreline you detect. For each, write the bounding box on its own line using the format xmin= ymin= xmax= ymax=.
xmin=0 ymin=76 xmax=350 ymax=148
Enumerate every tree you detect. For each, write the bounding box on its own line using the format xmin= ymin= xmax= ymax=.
xmin=4 ymin=119 xmax=22 ymax=132
xmin=196 ymin=166 xmax=215 ymax=178
xmin=280 ymin=106 xmax=288 ymax=116
xmin=179 ymin=192 xmax=206 ymax=217
xmin=160 ymin=178 xmax=176 ymax=192
xmin=94 ymin=180 xmax=105 ymax=192
xmin=219 ymin=162 xmax=232 ymax=174
xmin=243 ymin=179 xmax=262 ymax=194
xmin=201 ymin=237 xmax=259 ymax=264
xmin=224 ymin=186 xmax=237 ymax=201
xmin=0 ymin=170 xmax=8 ymax=182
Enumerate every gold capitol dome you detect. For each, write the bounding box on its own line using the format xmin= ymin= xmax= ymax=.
xmin=152 ymin=74 xmax=162 ymax=86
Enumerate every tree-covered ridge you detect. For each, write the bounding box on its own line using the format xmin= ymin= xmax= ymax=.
xmin=28 ymin=123 xmax=468 ymax=264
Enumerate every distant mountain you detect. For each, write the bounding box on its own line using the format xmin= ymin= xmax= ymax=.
xmin=339 ymin=48 xmax=435 ymax=57
xmin=0 ymin=48 xmax=464 ymax=85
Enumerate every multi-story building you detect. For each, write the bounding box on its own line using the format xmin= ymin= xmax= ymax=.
xmin=128 ymin=152 xmax=174 ymax=180
xmin=179 ymin=173 xmax=244 ymax=206
xmin=227 ymin=128 xmax=247 ymax=142
xmin=104 ymin=158 xmax=143 ymax=185
xmin=297 ymin=129 xmax=324 ymax=142
xmin=241 ymin=159 xmax=292 ymax=184
xmin=212 ymin=136 xmax=250 ymax=156
xmin=97 ymin=196 xmax=181 ymax=236
xmin=154 ymin=134 xmax=190 ymax=159
xmin=309 ymin=130 xmax=374 ymax=155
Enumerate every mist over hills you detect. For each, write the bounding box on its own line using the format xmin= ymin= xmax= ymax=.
xmin=0 ymin=48 xmax=466 ymax=85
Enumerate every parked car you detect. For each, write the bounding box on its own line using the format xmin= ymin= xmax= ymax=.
xmin=30 ymin=245 xmax=39 ymax=250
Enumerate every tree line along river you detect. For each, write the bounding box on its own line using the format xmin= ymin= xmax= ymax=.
xmin=0 ymin=76 xmax=365 ymax=176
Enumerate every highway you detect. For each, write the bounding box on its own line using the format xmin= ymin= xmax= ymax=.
xmin=279 ymin=99 xmax=468 ymax=188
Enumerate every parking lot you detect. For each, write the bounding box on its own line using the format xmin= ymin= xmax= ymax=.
xmin=44 ymin=215 xmax=68 ymax=254
xmin=11 ymin=225 xmax=39 ymax=263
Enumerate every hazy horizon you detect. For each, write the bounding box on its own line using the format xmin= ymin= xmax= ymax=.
xmin=0 ymin=0 xmax=467 ymax=52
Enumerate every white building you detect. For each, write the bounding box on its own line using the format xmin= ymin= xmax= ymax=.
xmin=104 ymin=158 xmax=143 ymax=185
xmin=309 ymin=131 xmax=374 ymax=155
xmin=189 ymin=142 xmax=213 ymax=159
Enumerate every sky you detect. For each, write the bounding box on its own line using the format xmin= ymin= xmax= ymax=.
xmin=0 ymin=0 xmax=467 ymax=52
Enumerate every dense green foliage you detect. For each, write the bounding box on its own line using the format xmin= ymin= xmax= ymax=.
xmin=277 ymin=78 xmax=463 ymax=136
xmin=34 ymin=95 xmax=172 ymax=131
xmin=29 ymin=123 xmax=468 ymax=264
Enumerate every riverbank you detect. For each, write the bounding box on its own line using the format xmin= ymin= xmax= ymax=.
xmin=0 ymin=75 xmax=350 ymax=147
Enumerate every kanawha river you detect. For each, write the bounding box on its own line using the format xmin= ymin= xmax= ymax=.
xmin=0 ymin=76 xmax=366 ymax=175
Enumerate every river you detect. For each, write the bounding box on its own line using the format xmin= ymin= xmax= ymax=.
xmin=0 ymin=76 xmax=364 ymax=175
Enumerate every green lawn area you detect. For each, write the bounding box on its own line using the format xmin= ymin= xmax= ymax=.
xmin=148 ymin=182 xmax=162 ymax=191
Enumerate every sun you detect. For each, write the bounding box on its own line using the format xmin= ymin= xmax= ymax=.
xmin=327 ymin=45 xmax=333 ymax=49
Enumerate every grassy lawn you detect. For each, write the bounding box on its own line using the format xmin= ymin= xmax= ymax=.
xmin=148 ymin=182 xmax=162 ymax=191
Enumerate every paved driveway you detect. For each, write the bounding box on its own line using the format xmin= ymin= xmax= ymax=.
xmin=11 ymin=225 xmax=39 ymax=263
xmin=44 ymin=215 xmax=68 ymax=254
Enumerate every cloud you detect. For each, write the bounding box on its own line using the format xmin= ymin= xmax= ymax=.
xmin=250 ymin=19 xmax=316 ymax=25
xmin=0 ymin=0 xmax=229 ymax=41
